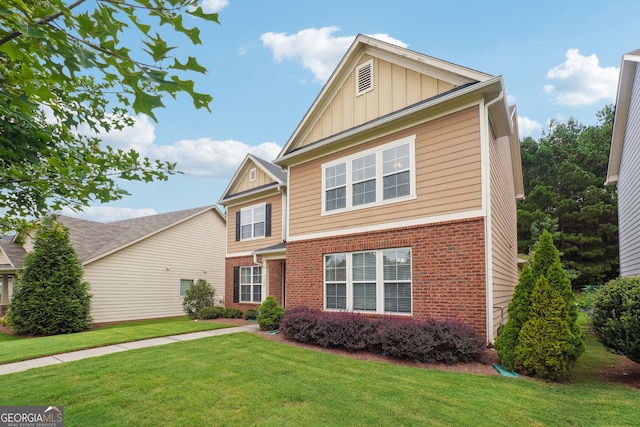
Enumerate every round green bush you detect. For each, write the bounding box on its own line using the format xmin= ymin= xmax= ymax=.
xmin=590 ymin=276 xmax=640 ymax=364
xmin=182 ymin=279 xmax=216 ymax=320
xmin=198 ymin=306 xmax=224 ymax=320
xmin=244 ymin=308 xmax=258 ymax=320
xmin=222 ymin=307 xmax=243 ymax=319
xmin=256 ymin=295 xmax=284 ymax=331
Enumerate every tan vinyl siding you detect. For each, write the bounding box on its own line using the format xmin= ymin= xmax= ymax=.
xmin=228 ymin=161 xmax=276 ymax=195
xmin=289 ymin=106 xmax=482 ymax=236
xmin=85 ymin=210 xmax=226 ymax=323
xmin=618 ymin=64 xmax=640 ymax=276
xmin=301 ymin=56 xmax=457 ymax=148
xmin=489 ymin=129 xmax=520 ymax=339
xmin=226 ymin=194 xmax=284 ymax=254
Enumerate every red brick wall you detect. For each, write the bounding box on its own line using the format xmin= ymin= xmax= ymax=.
xmin=285 ymin=217 xmax=488 ymax=339
xmin=225 ymin=256 xmax=284 ymax=309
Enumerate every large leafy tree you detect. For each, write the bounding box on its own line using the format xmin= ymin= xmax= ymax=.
xmin=0 ymin=0 xmax=219 ymax=231
xmin=517 ymin=106 xmax=618 ymax=289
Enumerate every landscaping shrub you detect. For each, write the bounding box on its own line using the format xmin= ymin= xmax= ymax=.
xmin=222 ymin=307 xmax=244 ymax=319
xmin=256 ymin=295 xmax=284 ymax=331
xmin=8 ymin=216 xmax=92 ymax=336
xmin=280 ymin=307 xmax=485 ymax=363
xmin=590 ymin=276 xmax=640 ymax=364
xmin=515 ymin=277 xmax=573 ymax=379
xmin=182 ymin=279 xmax=216 ymax=320
xmin=244 ymin=308 xmax=258 ymax=320
xmin=198 ymin=306 xmax=224 ymax=320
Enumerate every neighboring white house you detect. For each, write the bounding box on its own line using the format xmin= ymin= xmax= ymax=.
xmin=606 ymin=49 xmax=640 ymax=277
xmin=1 ymin=205 xmax=227 ymax=323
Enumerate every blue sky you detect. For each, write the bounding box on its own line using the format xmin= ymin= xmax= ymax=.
xmin=63 ymin=0 xmax=640 ymax=222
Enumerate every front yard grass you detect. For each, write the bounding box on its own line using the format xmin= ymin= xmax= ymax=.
xmin=0 ymin=317 xmax=231 ymax=364
xmin=0 ymin=331 xmax=637 ymax=426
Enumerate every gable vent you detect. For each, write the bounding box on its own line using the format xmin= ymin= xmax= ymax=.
xmin=356 ymin=59 xmax=374 ymax=96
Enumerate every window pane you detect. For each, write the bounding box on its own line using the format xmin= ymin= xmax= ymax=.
xmin=325 ymin=254 xmax=346 ymax=281
xmin=240 ymin=267 xmax=251 ymax=283
xmin=353 ymin=179 xmax=376 ymax=206
xmin=383 ymin=171 xmax=410 ymax=200
xmin=254 ymin=222 xmax=265 ymax=237
xmin=180 ymin=279 xmax=194 ymax=296
xmin=253 ymin=267 xmax=262 ymax=283
xmin=383 ymin=143 xmax=410 ymax=174
xmin=253 ymin=205 xmax=265 ymax=221
xmin=384 ymin=283 xmax=411 ymax=313
xmin=241 ymin=284 xmax=251 ymax=302
xmin=326 ymin=283 xmax=346 ymax=309
xmin=352 ymin=154 xmax=376 ymax=182
xmin=352 ymin=252 xmax=376 ymax=281
xmin=354 ymin=283 xmax=376 ymax=311
xmin=253 ymin=284 xmax=262 ymax=302
xmin=326 ymin=187 xmax=346 ymax=211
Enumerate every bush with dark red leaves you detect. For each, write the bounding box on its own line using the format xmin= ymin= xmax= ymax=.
xmin=279 ymin=307 xmax=485 ymax=364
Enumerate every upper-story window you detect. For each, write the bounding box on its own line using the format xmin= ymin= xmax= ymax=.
xmin=235 ymin=203 xmax=272 ymax=241
xmin=322 ymin=135 xmax=416 ymax=214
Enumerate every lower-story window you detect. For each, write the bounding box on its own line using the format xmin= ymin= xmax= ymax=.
xmin=180 ymin=279 xmax=194 ymax=297
xmin=240 ymin=266 xmax=263 ymax=303
xmin=324 ymin=247 xmax=412 ymax=314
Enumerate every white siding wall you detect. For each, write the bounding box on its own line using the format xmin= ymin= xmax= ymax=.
xmin=84 ymin=210 xmax=226 ymax=323
xmin=619 ymin=65 xmax=640 ymax=276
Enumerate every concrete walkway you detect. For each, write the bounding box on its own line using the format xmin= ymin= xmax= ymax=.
xmin=0 ymin=324 xmax=259 ymax=376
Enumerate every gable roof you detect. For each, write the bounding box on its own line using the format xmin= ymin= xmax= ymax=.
xmin=606 ymin=48 xmax=640 ymax=185
xmin=58 ymin=205 xmax=225 ymax=264
xmin=277 ymin=34 xmax=496 ymax=161
xmin=219 ymin=154 xmax=287 ymax=204
xmin=0 ymin=238 xmax=27 ymax=272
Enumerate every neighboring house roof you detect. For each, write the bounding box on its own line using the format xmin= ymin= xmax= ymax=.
xmin=606 ymin=48 xmax=640 ymax=185
xmin=57 ymin=205 xmax=225 ymax=264
xmin=219 ymin=154 xmax=287 ymax=204
xmin=0 ymin=238 xmax=27 ymax=273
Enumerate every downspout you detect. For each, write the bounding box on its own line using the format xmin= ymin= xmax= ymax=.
xmin=483 ymin=90 xmax=504 ymax=344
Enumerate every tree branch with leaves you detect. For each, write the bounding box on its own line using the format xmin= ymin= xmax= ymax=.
xmin=0 ymin=0 xmax=219 ymax=231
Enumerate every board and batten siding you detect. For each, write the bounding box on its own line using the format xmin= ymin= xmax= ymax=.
xmin=289 ymin=106 xmax=482 ymax=237
xmin=301 ymin=55 xmax=456 ymax=148
xmin=489 ymin=129 xmax=520 ymax=340
xmin=228 ymin=161 xmax=276 ymax=195
xmin=84 ymin=210 xmax=226 ymax=323
xmin=618 ymin=64 xmax=640 ymax=276
xmin=226 ymin=193 xmax=284 ymax=255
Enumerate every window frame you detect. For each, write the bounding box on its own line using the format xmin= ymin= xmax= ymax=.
xmin=239 ymin=265 xmax=263 ymax=303
xmin=239 ymin=203 xmax=266 ymax=241
xmin=323 ymin=248 xmax=412 ymax=315
xmin=321 ymin=135 xmax=416 ymax=215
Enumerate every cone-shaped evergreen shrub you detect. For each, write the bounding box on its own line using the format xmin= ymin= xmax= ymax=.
xmin=494 ymin=264 xmax=535 ymax=370
xmin=8 ymin=216 xmax=92 ymax=335
xmin=256 ymin=295 xmax=284 ymax=331
xmin=515 ymin=277 xmax=573 ymax=379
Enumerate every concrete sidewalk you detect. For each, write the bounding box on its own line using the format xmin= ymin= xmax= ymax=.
xmin=0 ymin=324 xmax=259 ymax=376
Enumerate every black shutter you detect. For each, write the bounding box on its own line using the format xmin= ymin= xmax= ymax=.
xmin=235 ymin=211 xmax=241 ymax=241
xmin=265 ymin=203 xmax=272 ymax=237
xmin=233 ymin=266 xmax=240 ymax=303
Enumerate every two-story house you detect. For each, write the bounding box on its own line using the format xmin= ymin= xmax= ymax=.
xmin=221 ymin=35 xmax=523 ymax=343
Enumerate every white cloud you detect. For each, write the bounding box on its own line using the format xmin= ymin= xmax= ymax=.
xmin=544 ymin=49 xmax=619 ymax=107
xmin=151 ymin=139 xmax=282 ymax=178
xmin=59 ymin=206 xmax=158 ymax=223
xmin=261 ymin=27 xmax=408 ymax=82
xmin=517 ymin=116 xmax=543 ymax=137
xmin=200 ymin=0 xmax=229 ymax=13
xmin=95 ymin=114 xmax=156 ymax=155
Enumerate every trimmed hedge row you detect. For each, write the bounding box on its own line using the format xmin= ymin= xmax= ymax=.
xmin=279 ymin=306 xmax=485 ymax=364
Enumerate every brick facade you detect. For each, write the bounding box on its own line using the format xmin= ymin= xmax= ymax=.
xmin=225 ymin=256 xmax=285 ymax=309
xmin=285 ymin=217 xmax=488 ymax=338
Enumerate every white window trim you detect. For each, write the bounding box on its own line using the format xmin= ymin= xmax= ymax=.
xmin=321 ymin=135 xmax=417 ymax=216
xmin=249 ymin=168 xmax=257 ymax=182
xmin=239 ymin=202 xmax=266 ymax=241
xmin=240 ymin=265 xmax=264 ymax=303
xmin=355 ymin=59 xmax=374 ymax=97
xmin=323 ymin=248 xmax=412 ymax=315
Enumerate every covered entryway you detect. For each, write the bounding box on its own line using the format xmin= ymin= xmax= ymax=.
xmin=253 ymin=242 xmax=286 ymax=308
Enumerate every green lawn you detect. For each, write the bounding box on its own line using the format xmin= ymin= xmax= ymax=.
xmin=0 ymin=317 xmax=231 ymax=364
xmin=0 ymin=331 xmax=637 ymax=426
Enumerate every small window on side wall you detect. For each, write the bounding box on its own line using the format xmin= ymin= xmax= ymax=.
xmin=180 ymin=279 xmax=194 ymax=297
xmin=249 ymin=168 xmax=257 ymax=182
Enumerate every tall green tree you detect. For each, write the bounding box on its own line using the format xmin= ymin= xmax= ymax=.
xmin=0 ymin=1 xmax=219 ymax=231
xmin=8 ymin=216 xmax=92 ymax=335
xmin=517 ymin=106 xmax=618 ymax=288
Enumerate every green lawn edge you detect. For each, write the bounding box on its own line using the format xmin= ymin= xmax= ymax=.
xmin=0 ymin=317 xmax=234 ymax=364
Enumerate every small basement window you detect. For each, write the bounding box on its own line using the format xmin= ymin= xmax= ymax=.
xmin=356 ymin=59 xmax=374 ymax=96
